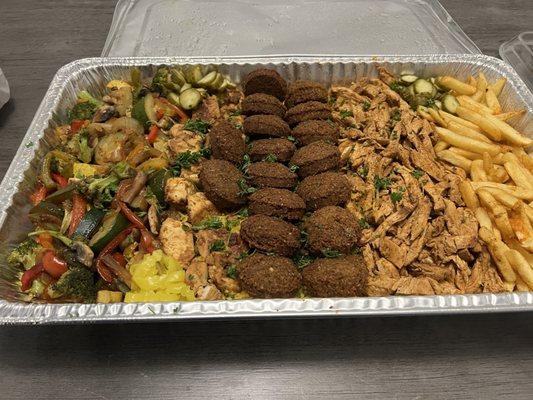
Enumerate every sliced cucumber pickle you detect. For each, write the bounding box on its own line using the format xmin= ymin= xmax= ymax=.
xmin=179 ymin=88 xmax=203 ymax=110
xmin=413 ymin=79 xmax=437 ymax=97
xmin=400 ymin=74 xmax=418 ymax=84
xmin=197 ymin=71 xmax=218 ymax=88
xmin=180 ymin=83 xmax=192 ymax=94
xmin=167 ymin=92 xmax=181 ymax=107
xmin=442 ymin=94 xmax=459 ymax=114
xmin=184 ymin=66 xmax=203 ymax=84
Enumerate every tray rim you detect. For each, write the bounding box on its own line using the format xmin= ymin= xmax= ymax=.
xmin=0 ymin=54 xmax=532 ymax=325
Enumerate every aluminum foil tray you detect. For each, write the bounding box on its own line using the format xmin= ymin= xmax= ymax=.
xmin=0 ymin=55 xmax=531 ymax=324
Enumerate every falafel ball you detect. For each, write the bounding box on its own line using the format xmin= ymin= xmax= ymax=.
xmin=208 ymin=120 xmax=246 ymax=165
xmin=248 ymin=138 xmax=296 ymax=163
xmin=247 ymin=162 xmax=298 ymax=189
xmin=303 ymin=206 xmax=361 ymax=255
xmin=240 ymin=214 xmax=300 ymax=256
xmin=198 ymin=159 xmax=247 ymax=210
xmin=285 ymin=80 xmax=328 ymax=108
xmin=292 ymin=120 xmax=340 ymax=146
xmin=249 ymin=188 xmax=306 ymax=221
xmin=242 ymin=68 xmax=287 ymax=101
xmin=243 ymin=115 xmax=291 ymax=138
xmin=302 ymin=255 xmax=368 ymax=297
xmin=237 ymin=253 xmax=301 ymax=298
xmin=290 ymin=140 xmax=340 ymax=178
xmin=241 ymin=93 xmax=286 ymax=118
xmin=285 ymin=101 xmax=331 ymax=126
xmin=296 ymin=172 xmax=351 ymax=211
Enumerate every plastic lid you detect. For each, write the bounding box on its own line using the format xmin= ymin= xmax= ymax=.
xmin=500 ymin=32 xmax=533 ymax=93
xmin=102 ymin=0 xmax=480 ymax=57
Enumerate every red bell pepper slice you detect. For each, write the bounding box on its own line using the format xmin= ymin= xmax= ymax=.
xmin=42 ymin=251 xmax=68 ymax=278
xmin=51 ymin=173 xmax=69 ymax=188
xmin=70 ymin=119 xmax=87 ymax=134
xmin=21 ymin=263 xmax=44 ymax=291
xmin=95 ymin=225 xmax=134 ymax=283
xmin=67 ymin=194 xmax=87 ymax=236
xmin=118 ymin=201 xmax=146 ymax=230
xmin=29 ymin=184 xmax=48 ymax=206
xmin=146 ymin=125 xmax=159 ymax=144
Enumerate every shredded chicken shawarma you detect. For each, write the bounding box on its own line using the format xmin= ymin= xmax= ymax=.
xmin=330 ymin=67 xmax=505 ymax=296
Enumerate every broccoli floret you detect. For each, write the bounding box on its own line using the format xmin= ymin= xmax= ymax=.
xmin=7 ymin=239 xmax=42 ymax=270
xmin=49 ymin=267 xmax=96 ymax=302
xmin=65 ymin=129 xmax=93 ymax=163
xmin=112 ymin=161 xmax=135 ymax=179
xmin=77 ymin=90 xmax=104 ymax=108
xmin=78 ymin=174 xmax=119 ymax=209
xmin=68 ymin=102 xmax=96 ymax=122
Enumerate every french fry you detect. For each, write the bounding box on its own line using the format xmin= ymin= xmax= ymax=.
xmin=467 ymin=76 xmax=477 ymax=87
xmin=495 ymin=109 xmax=526 ymax=121
xmin=481 ymin=112 xmax=533 ymax=147
xmin=456 ymin=106 xmax=502 ymax=141
xmin=524 ymin=204 xmax=533 ymax=225
xmin=475 ymin=207 xmax=493 ymax=230
xmin=470 ymin=181 xmax=533 ymax=201
xmin=482 ymin=152 xmax=496 ymax=178
xmin=491 ymin=165 xmax=509 ymax=183
xmin=435 ymin=127 xmax=501 ymax=156
xmin=477 ymin=189 xmax=515 ymax=240
xmin=457 ymin=95 xmax=493 ymax=115
xmin=512 ymin=148 xmax=533 ymax=172
xmin=486 ymin=187 xmax=520 ymax=209
xmin=471 ymin=73 xmax=487 ymax=102
xmin=515 ymin=276 xmax=529 ymax=292
xmin=446 ymin=120 xmax=492 ymax=144
xmin=485 ymin=88 xmax=502 ymax=114
xmin=437 ymin=76 xmax=477 ymax=95
xmin=488 ymin=77 xmax=507 ymax=97
xmin=437 ymin=150 xmax=472 ymax=172
xmin=508 ymin=239 xmax=533 ymax=266
xmin=478 ymin=227 xmax=516 ymax=283
xmin=503 ymin=160 xmax=533 ymax=190
xmin=449 ymin=147 xmax=482 ymax=161
xmin=505 ymin=249 xmax=533 ymax=289
xmin=434 ymin=140 xmax=449 ymax=152
xmin=509 ymin=204 xmax=533 ymax=252
xmin=471 ymin=159 xmax=488 ymax=181
xmin=417 ymin=109 xmax=434 ymax=123
xmin=459 ymin=181 xmax=479 ymax=210
xmin=439 ymin=110 xmax=482 ymax=132
xmin=427 ymin=107 xmax=447 ymax=127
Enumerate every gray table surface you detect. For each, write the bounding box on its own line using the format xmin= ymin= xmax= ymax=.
xmin=1 ymin=0 xmax=532 ymax=399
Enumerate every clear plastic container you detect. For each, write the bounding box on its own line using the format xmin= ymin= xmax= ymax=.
xmin=102 ymin=0 xmax=481 ymax=57
xmin=500 ymin=32 xmax=533 ymax=93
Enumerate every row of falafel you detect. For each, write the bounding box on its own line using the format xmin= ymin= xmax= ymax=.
xmin=199 ymin=68 xmax=368 ymax=298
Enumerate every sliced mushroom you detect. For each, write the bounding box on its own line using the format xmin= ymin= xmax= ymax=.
xmin=148 ymin=204 xmax=160 ymax=235
xmin=71 ymin=241 xmax=94 ymax=267
xmin=92 ymin=105 xmax=117 ymax=123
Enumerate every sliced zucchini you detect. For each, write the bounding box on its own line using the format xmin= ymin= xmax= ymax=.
xmin=131 ymin=93 xmax=157 ymax=127
xmin=197 ymin=71 xmax=218 ymax=88
xmin=73 ymin=208 xmax=106 ymax=241
xmin=167 ymin=92 xmax=181 ymax=107
xmin=400 ymin=75 xmax=418 ymax=84
xmin=180 ymin=83 xmax=192 ymax=94
xmin=148 ymin=169 xmax=173 ymax=204
xmin=89 ymin=210 xmax=130 ymax=253
xmin=179 ymin=88 xmax=203 ymax=110
xmin=184 ymin=66 xmax=203 ymax=84
xmin=442 ymin=94 xmax=459 ymax=114
xmin=413 ymin=79 xmax=437 ymax=97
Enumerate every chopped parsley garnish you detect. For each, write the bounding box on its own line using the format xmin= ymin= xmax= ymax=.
xmin=389 ymin=81 xmax=403 ymax=92
xmin=225 ymin=218 xmax=240 ymax=230
xmin=234 ymin=123 xmax=243 ymax=130
xmin=356 ymin=165 xmax=368 ymax=178
xmin=389 ymin=132 xmax=399 ymax=140
xmin=391 ymin=108 xmax=401 ymax=122
xmin=287 ymin=135 xmax=298 ymax=143
xmin=374 ymin=176 xmax=392 ymax=191
xmin=171 ymin=148 xmax=210 ymax=176
xmin=299 ymin=230 xmax=309 ymax=246
xmin=263 ymin=154 xmax=277 ymax=163
xmin=362 ymin=101 xmax=371 ymax=111
xmin=183 ymin=119 xmax=211 ymax=134
xmin=293 ymin=253 xmax=316 ymax=269
xmin=321 ymin=248 xmax=342 ymax=258
xmin=209 ymin=240 xmax=226 ymax=252
xmin=425 ymin=98 xmax=436 ymax=108
xmin=192 ymin=217 xmax=224 ymax=231
xmin=390 ymin=187 xmax=405 ymax=203
xmin=226 ymin=265 xmax=237 ymax=279
xmin=289 ymin=164 xmax=300 ymax=173
xmin=358 ymin=217 xmax=371 ymax=229
xmin=237 ymin=249 xmax=254 ymax=261
xmin=340 ymin=109 xmax=353 ymax=118
xmin=235 ymin=207 xmax=249 ymax=218
xmin=237 ymin=178 xmax=257 ymax=196
xmin=229 ymin=109 xmax=242 ymax=116
xmin=241 ymin=154 xmax=251 ymax=172
xmin=411 ymin=169 xmax=424 ymax=179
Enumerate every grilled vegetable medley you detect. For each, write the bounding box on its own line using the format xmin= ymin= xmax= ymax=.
xmin=8 ymin=64 xmax=532 ymax=303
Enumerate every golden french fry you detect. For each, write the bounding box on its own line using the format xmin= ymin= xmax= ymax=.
xmin=492 ymin=165 xmax=509 ymax=183
xmin=417 ymin=109 xmax=434 ymax=123
xmin=508 ymin=239 xmax=533 ymax=266
xmin=486 ymin=187 xmax=520 ymax=209
xmin=515 ymin=276 xmax=529 ymax=292
xmin=512 ymin=148 xmax=533 ymax=172
xmin=459 ymin=181 xmax=479 ymax=210
xmin=472 ymin=72 xmax=488 ymax=102
xmin=525 ymin=204 xmax=533 ymax=225
xmin=437 ymin=150 xmax=472 ymax=171
xmin=436 ymin=127 xmax=501 ymax=156
xmin=475 ymin=207 xmax=493 ymax=229
xmin=434 ymin=140 xmax=449 ymax=152
xmin=437 ymin=76 xmax=477 ymax=95
xmin=470 ymin=181 xmax=533 ymax=201
xmin=505 ymin=249 xmax=533 ymax=289
xmin=427 ymin=107 xmax=447 ymax=127
xmin=478 ymin=227 xmax=516 ymax=283
xmin=480 ymin=112 xmax=533 ymax=147
xmin=457 ymin=95 xmax=493 ymax=115
xmin=477 ymin=189 xmax=515 ymax=240
xmin=482 ymin=152 xmax=496 ymax=177
xmin=504 ymin=160 xmax=533 ymax=190
xmin=456 ymin=106 xmax=502 ymax=141
xmin=446 ymin=120 xmax=493 ymax=144
xmin=485 ymin=88 xmax=502 ymax=114
xmin=471 ymin=159 xmax=488 ymax=181
xmin=509 ymin=204 xmax=533 ymax=250
xmin=467 ymin=76 xmax=477 ymax=87
xmin=449 ymin=147 xmax=482 ymax=161
xmin=495 ymin=109 xmax=526 ymax=121
xmin=488 ymin=77 xmax=507 ymax=97
xmin=439 ymin=110 xmax=483 ymax=132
